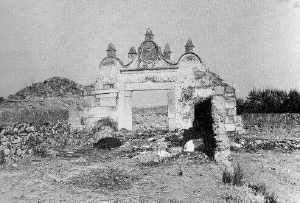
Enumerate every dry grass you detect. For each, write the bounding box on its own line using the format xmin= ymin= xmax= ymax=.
xmin=222 ymin=163 xmax=244 ymax=186
xmin=65 ymin=167 xmax=138 ymax=191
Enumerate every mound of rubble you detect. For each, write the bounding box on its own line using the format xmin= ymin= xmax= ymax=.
xmin=132 ymin=106 xmax=168 ymax=131
xmin=0 ymin=121 xmax=95 ymax=164
xmin=0 ymin=120 xmax=215 ymax=166
xmin=8 ymin=77 xmax=86 ymax=100
xmin=231 ymin=137 xmax=300 ymax=152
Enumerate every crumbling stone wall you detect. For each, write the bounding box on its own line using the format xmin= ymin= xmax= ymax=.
xmin=174 ymin=57 xmax=238 ymax=165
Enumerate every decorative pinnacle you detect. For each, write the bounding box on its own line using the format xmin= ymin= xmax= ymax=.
xmin=128 ymin=47 xmax=137 ymax=54
xmin=163 ymin=44 xmax=171 ymax=59
xmin=128 ymin=46 xmax=137 ymax=59
xmin=145 ymin=28 xmax=154 ymax=41
xmin=106 ymin=43 xmax=116 ymax=51
xmin=106 ymin=43 xmax=116 ymax=57
xmin=185 ymin=39 xmax=195 ymax=53
xmin=163 ymin=44 xmax=171 ymax=53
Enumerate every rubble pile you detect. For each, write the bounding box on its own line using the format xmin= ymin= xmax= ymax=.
xmin=117 ymin=130 xmax=209 ymax=164
xmin=0 ymin=121 xmax=94 ymax=163
xmin=0 ymin=123 xmax=38 ymax=163
xmin=8 ymin=77 xmax=86 ymax=100
xmin=231 ymin=137 xmax=300 ymax=152
xmin=132 ymin=106 xmax=168 ymax=131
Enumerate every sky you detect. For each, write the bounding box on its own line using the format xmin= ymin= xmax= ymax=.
xmin=0 ymin=0 xmax=299 ymax=101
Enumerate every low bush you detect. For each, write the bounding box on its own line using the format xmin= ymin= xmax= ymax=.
xmin=92 ymin=117 xmax=118 ymax=132
xmin=248 ymin=183 xmax=278 ymax=203
xmin=0 ymin=150 xmax=5 ymax=165
xmin=232 ymin=163 xmax=243 ymax=186
xmin=248 ymin=183 xmax=266 ymax=195
xmin=222 ymin=163 xmax=244 ymax=186
xmin=222 ymin=169 xmax=232 ymax=184
xmin=264 ymin=192 xmax=278 ymax=203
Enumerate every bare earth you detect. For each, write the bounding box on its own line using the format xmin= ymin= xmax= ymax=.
xmin=0 ymin=147 xmax=300 ymax=202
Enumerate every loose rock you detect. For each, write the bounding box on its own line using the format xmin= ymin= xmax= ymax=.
xmin=183 ymin=139 xmax=205 ymax=152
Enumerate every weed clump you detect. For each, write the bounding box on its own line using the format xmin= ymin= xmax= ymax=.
xmin=0 ymin=150 xmax=5 ymax=165
xmin=222 ymin=169 xmax=232 ymax=184
xmin=232 ymin=164 xmax=243 ymax=186
xmin=92 ymin=117 xmax=118 ymax=132
xmin=248 ymin=183 xmax=267 ymax=195
xmin=248 ymin=183 xmax=278 ymax=203
xmin=264 ymin=192 xmax=278 ymax=203
xmin=222 ymin=163 xmax=244 ymax=186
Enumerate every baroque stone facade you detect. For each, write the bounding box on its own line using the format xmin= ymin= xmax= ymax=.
xmin=69 ymin=29 xmax=240 ymax=163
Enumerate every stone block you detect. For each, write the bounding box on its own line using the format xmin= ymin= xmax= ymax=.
xmin=183 ymin=139 xmax=205 ymax=152
xmin=225 ymin=85 xmax=235 ymax=94
xmin=214 ymin=86 xmax=225 ymax=95
xmin=225 ymin=124 xmax=236 ymax=132
xmin=225 ymin=101 xmax=236 ymax=109
xmin=168 ymin=147 xmax=183 ymax=156
xmin=98 ymin=97 xmax=117 ymax=107
xmin=225 ymin=115 xmax=235 ymax=124
xmin=226 ymin=108 xmax=236 ymax=116
xmin=194 ymin=88 xmax=214 ymax=98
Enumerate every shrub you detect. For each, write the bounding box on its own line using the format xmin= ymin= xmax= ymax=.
xmin=222 ymin=163 xmax=244 ymax=186
xmin=232 ymin=163 xmax=243 ymax=186
xmin=222 ymin=169 xmax=232 ymax=184
xmin=248 ymin=183 xmax=278 ymax=203
xmin=248 ymin=183 xmax=266 ymax=195
xmin=93 ymin=117 xmax=118 ymax=132
xmin=0 ymin=150 xmax=5 ymax=165
xmin=264 ymin=192 xmax=278 ymax=203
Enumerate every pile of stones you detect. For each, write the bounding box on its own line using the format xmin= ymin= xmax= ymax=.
xmin=231 ymin=137 xmax=300 ymax=152
xmin=0 ymin=123 xmax=37 ymax=163
xmin=0 ymin=121 xmax=94 ymax=164
xmin=128 ymin=130 xmax=208 ymax=164
xmin=0 ymin=120 xmax=215 ymax=165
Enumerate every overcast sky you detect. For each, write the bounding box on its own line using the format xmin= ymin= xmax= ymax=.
xmin=0 ymin=0 xmax=299 ymax=99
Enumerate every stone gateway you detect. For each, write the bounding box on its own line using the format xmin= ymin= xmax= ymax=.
xmin=70 ymin=28 xmax=242 ymax=164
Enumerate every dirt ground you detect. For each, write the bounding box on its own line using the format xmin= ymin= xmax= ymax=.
xmin=0 ymin=145 xmax=299 ymax=203
xmin=233 ymin=150 xmax=300 ymax=203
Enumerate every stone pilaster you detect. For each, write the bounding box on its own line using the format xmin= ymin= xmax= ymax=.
xmin=167 ymin=90 xmax=176 ymax=130
xmin=117 ymin=91 xmax=133 ymax=130
xmin=211 ymin=95 xmax=232 ymax=169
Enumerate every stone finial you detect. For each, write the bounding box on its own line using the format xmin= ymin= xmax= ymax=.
xmin=145 ymin=28 xmax=154 ymax=41
xmin=185 ymin=39 xmax=195 ymax=53
xmin=128 ymin=46 xmax=137 ymax=59
xmin=163 ymin=44 xmax=171 ymax=59
xmin=106 ymin=43 xmax=116 ymax=57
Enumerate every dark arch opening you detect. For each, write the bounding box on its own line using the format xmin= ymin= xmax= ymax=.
xmin=193 ymin=97 xmax=216 ymax=158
